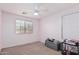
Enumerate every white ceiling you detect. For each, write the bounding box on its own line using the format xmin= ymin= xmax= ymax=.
xmin=0 ymin=3 xmax=79 ymax=19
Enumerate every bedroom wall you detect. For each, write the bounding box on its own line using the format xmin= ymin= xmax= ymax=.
xmin=40 ymin=5 xmax=79 ymax=43
xmin=40 ymin=14 xmax=61 ymax=43
xmin=2 ymin=11 xmax=39 ymax=48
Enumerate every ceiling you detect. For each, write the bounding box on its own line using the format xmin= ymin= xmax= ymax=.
xmin=0 ymin=3 xmax=79 ymax=19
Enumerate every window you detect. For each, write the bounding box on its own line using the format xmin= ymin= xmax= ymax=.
xmin=16 ymin=20 xmax=33 ymax=34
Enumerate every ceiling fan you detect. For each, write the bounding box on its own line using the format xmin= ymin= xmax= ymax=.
xmin=22 ymin=3 xmax=40 ymax=16
xmin=33 ymin=3 xmax=39 ymax=16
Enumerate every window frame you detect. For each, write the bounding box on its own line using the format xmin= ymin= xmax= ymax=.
xmin=16 ymin=19 xmax=33 ymax=34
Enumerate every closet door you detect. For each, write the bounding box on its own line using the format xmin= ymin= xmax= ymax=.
xmin=63 ymin=12 xmax=79 ymax=40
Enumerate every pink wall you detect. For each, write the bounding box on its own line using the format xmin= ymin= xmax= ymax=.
xmin=2 ymin=11 xmax=39 ymax=48
xmin=40 ymin=15 xmax=61 ymax=43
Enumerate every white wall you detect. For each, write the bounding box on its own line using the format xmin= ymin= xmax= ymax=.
xmin=0 ymin=10 xmax=2 ymax=50
xmin=40 ymin=5 xmax=79 ymax=43
xmin=2 ymin=11 xmax=39 ymax=48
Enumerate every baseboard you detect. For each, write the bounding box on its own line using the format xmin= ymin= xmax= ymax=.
xmin=2 ymin=41 xmax=41 ymax=50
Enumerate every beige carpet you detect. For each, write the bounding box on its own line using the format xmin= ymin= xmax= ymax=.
xmin=1 ymin=42 xmax=61 ymax=55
